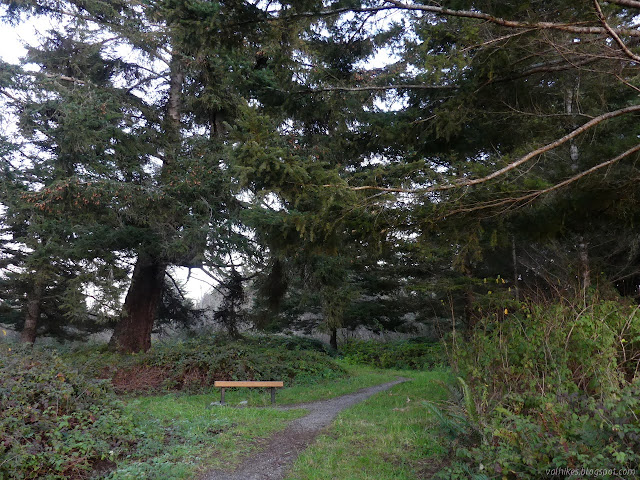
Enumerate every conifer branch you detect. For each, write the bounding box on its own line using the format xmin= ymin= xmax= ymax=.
xmin=447 ymin=142 xmax=640 ymax=215
xmin=605 ymin=0 xmax=640 ymax=8
xmin=165 ymin=271 xmax=188 ymax=301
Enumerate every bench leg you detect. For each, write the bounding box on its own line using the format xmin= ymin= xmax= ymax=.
xmin=221 ymin=388 xmax=225 ymax=405
xmin=271 ymin=387 xmax=276 ymax=405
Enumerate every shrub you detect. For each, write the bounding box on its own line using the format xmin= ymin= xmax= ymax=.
xmin=64 ymin=334 xmax=346 ymax=394
xmin=0 ymin=345 xmax=136 ymax=480
xmin=437 ymin=380 xmax=640 ymax=479
xmin=459 ymin=301 xmax=640 ymax=398
xmin=431 ymin=301 xmax=640 ymax=478
xmin=340 ymin=338 xmax=445 ymax=370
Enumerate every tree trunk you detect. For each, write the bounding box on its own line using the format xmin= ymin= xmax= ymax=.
xmin=21 ymin=280 xmax=44 ymax=344
xmin=577 ymin=235 xmax=590 ymax=303
xmin=109 ymin=256 xmax=166 ymax=352
xmin=512 ymin=236 xmax=520 ymax=302
xmin=330 ymin=327 xmax=338 ymax=350
xmin=110 ymin=52 xmax=182 ymax=353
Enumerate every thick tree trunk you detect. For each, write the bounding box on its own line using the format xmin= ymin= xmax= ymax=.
xmin=109 ymin=53 xmax=182 ymax=353
xmin=109 ymin=256 xmax=166 ymax=353
xmin=21 ymin=280 xmax=44 ymax=344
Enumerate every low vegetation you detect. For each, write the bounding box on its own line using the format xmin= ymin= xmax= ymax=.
xmin=0 ymin=345 xmax=137 ymax=480
xmin=1 ymin=334 xmax=433 ymax=479
xmin=64 ymin=334 xmax=344 ymax=394
xmin=340 ymin=338 xmax=445 ymax=370
xmin=5 ymin=316 xmax=638 ymax=480
xmin=433 ymin=300 xmax=640 ymax=479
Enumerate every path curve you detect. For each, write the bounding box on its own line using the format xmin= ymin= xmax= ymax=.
xmin=199 ymin=377 xmax=409 ymax=480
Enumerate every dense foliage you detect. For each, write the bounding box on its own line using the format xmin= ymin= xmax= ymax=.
xmin=433 ymin=301 xmax=640 ymax=478
xmin=0 ymin=345 xmax=136 ymax=480
xmin=340 ymin=338 xmax=445 ymax=370
xmin=64 ymin=334 xmax=345 ymax=394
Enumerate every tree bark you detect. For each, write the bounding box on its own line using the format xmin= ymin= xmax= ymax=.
xmin=109 ymin=52 xmax=182 ymax=353
xmin=20 ymin=280 xmax=44 ymax=344
xmin=578 ymin=236 xmax=590 ymax=303
xmin=512 ymin=236 xmax=520 ymax=303
xmin=330 ymin=327 xmax=338 ymax=350
xmin=109 ymin=256 xmax=166 ymax=352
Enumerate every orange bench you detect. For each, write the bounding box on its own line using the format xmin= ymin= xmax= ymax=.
xmin=214 ymin=380 xmax=284 ymax=405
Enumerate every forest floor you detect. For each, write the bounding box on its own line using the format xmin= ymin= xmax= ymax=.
xmin=199 ymin=378 xmax=410 ymax=480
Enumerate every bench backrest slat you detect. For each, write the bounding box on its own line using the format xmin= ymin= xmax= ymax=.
xmin=214 ymin=381 xmax=283 ymax=388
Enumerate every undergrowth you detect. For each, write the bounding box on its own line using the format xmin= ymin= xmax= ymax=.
xmin=340 ymin=337 xmax=445 ymax=370
xmin=431 ymin=300 xmax=640 ymax=479
xmin=0 ymin=345 xmax=136 ymax=480
xmin=64 ymin=334 xmax=345 ymax=394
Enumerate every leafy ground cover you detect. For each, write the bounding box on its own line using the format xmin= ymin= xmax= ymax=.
xmin=0 ymin=345 xmax=137 ymax=480
xmin=63 ymin=334 xmax=344 ymax=394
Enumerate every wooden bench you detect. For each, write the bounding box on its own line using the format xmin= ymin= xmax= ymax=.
xmin=214 ymin=381 xmax=284 ymax=405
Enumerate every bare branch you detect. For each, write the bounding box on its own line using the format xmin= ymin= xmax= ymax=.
xmin=594 ymin=0 xmax=640 ymax=62
xmin=165 ymin=271 xmax=187 ymax=301
xmin=323 ymin=104 xmax=640 ymax=194
xmin=384 ymin=0 xmax=640 ymax=38
xmin=299 ymin=84 xmax=455 ymax=93
xmin=605 ymin=0 xmax=640 ymax=8
xmin=449 ymin=142 xmax=640 ymax=215
xmin=435 ymin=104 xmax=640 ymax=191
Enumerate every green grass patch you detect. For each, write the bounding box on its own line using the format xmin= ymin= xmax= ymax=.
xmin=103 ymin=362 xmax=405 ymax=479
xmin=215 ymin=362 xmax=401 ymax=406
xmin=104 ymin=395 xmax=305 ymax=479
xmin=285 ymin=369 xmax=453 ymax=480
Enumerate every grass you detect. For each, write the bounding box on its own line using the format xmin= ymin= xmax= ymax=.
xmin=105 ymin=395 xmax=305 ymax=479
xmin=284 ymin=368 xmax=453 ymax=480
xmin=103 ymin=362 xmax=411 ymax=479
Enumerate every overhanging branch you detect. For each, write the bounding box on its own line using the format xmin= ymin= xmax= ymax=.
xmin=384 ymin=0 xmax=640 ymax=38
xmin=323 ymin=104 xmax=640 ymax=194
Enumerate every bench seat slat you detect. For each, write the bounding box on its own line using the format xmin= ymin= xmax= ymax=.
xmin=214 ymin=381 xmax=283 ymax=388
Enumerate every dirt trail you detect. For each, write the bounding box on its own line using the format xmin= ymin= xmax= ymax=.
xmin=199 ymin=377 xmax=409 ymax=480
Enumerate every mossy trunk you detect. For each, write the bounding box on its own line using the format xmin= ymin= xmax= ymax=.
xmin=109 ymin=256 xmax=165 ymax=353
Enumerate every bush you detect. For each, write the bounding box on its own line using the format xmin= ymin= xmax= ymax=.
xmin=64 ymin=334 xmax=346 ymax=394
xmin=439 ymin=381 xmax=640 ymax=479
xmin=433 ymin=301 xmax=640 ymax=478
xmin=340 ymin=338 xmax=445 ymax=370
xmin=0 ymin=345 xmax=136 ymax=480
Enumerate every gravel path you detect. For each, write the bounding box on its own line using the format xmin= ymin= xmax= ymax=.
xmin=199 ymin=377 xmax=409 ymax=480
